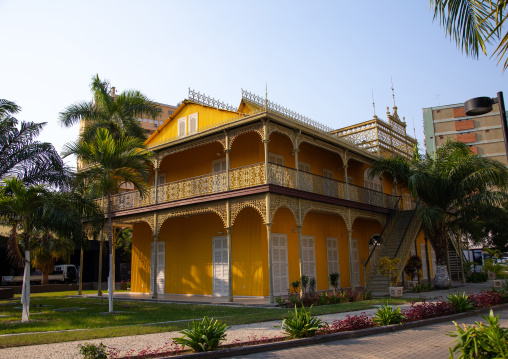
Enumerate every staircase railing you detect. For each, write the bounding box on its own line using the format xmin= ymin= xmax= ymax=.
xmin=364 ymin=196 xmax=401 ymax=282
xmin=392 ymin=203 xmax=422 ymax=280
xmin=447 ymin=231 xmax=467 ymax=281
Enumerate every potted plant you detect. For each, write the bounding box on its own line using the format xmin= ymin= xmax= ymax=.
xmin=328 ymin=272 xmax=340 ymax=295
xmin=404 ymin=255 xmax=422 ymax=289
xmin=483 ymin=247 xmax=503 ymax=280
xmin=377 ymin=256 xmax=402 ymax=297
xmin=483 ymin=258 xmax=508 ymax=288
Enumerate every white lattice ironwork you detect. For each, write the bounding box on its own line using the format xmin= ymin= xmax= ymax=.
xmin=350 ymin=209 xmax=387 ymax=229
xmin=269 ymin=194 xmax=299 ymax=223
xmin=157 ymin=134 xmax=225 ymax=160
xmin=230 ymin=194 xmax=267 ymax=225
xmin=230 ymin=163 xmax=265 ymax=190
xmin=188 ymin=88 xmax=237 ymax=112
xmin=157 ymin=202 xmax=228 ymax=231
xmin=112 ymin=213 xmax=156 ymax=231
xmin=157 ymin=172 xmax=227 ymax=203
xmin=242 ymin=89 xmax=334 ymax=133
xmin=229 ymin=123 xmax=264 ymax=148
xmin=299 ymin=200 xmax=349 ymax=228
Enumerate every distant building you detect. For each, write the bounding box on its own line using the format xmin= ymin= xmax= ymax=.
xmin=423 ymin=101 xmax=508 ymax=165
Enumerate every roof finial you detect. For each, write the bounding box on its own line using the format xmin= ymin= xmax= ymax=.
xmin=391 ymin=76 xmax=396 ymax=108
xmin=372 ymin=89 xmax=376 ymax=117
xmin=413 ymin=117 xmax=416 ymax=138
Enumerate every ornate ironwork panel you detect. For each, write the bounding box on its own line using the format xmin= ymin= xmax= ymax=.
xmin=230 ymin=194 xmax=267 ymax=225
xmin=230 ymin=163 xmax=265 ymax=190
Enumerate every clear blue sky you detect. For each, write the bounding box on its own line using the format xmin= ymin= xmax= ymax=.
xmin=1 ymin=0 xmax=506 ymax=168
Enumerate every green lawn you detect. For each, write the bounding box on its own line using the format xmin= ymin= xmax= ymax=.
xmin=0 ymin=291 xmax=416 ymax=348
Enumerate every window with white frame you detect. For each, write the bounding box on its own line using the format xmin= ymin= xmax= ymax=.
xmin=268 ymin=153 xmax=284 ymax=165
xmin=188 ymin=113 xmax=198 ymax=135
xmin=298 ymin=162 xmax=311 ymax=172
xmin=177 ymin=117 xmax=187 ymax=138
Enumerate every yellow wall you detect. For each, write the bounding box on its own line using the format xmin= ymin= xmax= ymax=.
xmin=301 ymin=212 xmax=350 ymax=289
xmin=161 ymin=213 xmax=224 ymax=295
xmin=231 ymin=207 xmax=267 ymax=296
xmin=298 ymin=142 xmax=344 ymax=180
xmin=146 ymin=103 xmax=237 ymax=147
xmin=230 ymin=132 xmax=264 ymax=168
xmin=131 ymin=222 xmax=153 ymax=293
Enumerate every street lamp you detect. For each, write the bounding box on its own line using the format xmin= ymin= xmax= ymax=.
xmin=464 ymin=92 xmax=508 ymax=162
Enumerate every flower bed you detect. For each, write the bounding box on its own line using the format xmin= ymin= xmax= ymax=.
xmin=81 ymin=290 xmax=508 ymax=359
xmin=275 ymin=289 xmax=372 ymax=308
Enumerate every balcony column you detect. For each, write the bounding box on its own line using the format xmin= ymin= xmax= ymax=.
xmin=154 ymin=157 xmax=160 ymax=205
xmin=347 ymin=229 xmax=356 ymax=290
xmin=294 ymin=148 xmax=300 ymax=189
xmin=297 ymin=225 xmax=303 ymax=283
xmin=226 ymin=199 xmax=233 ymax=302
xmin=226 ymin=226 xmax=233 ymax=302
xmin=263 ymin=139 xmax=270 ymax=183
xmin=152 ymin=213 xmax=159 ymax=299
xmin=225 ymin=149 xmax=231 ymax=191
xmin=266 ymin=222 xmax=274 ymax=303
xmin=343 ymin=164 xmax=349 ymax=199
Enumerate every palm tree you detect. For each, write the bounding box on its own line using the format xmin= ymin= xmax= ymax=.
xmin=59 ymin=75 xmax=162 ymax=142
xmin=62 ymin=128 xmax=152 ymax=312
xmin=31 ymin=232 xmax=75 ymax=285
xmin=430 ymin=0 xmax=508 ymax=69
xmin=0 ymin=99 xmax=69 ymax=186
xmin=370 ymin=141 xmax=508 ymax=288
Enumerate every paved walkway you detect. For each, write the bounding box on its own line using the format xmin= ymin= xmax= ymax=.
xmin=234 ymin=308 xmax=508 ymax=359
xmin=0 ymin=282 xmax=499 ymax=359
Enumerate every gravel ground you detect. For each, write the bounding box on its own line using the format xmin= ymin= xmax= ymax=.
xmin=0 ymin=306 xmax=395 ymax=359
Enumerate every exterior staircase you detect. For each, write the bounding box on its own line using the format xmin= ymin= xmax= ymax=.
xmin=366 ymin=209 xmax=421 ymax=293
xmin=447 ymin=233 xmax=465 ymax=282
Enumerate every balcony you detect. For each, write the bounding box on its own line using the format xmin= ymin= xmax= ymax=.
xmin=101 ymin=163 xmax=397 ymax=213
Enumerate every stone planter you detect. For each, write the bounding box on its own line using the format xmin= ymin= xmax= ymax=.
xmin=406 ymin=280 xmax=418 ymax=289
xmin=493 ymin=279 xmax=506 ymax=289
xmin=488 ymin=271 xmax=496 ymax=280
xmin=389 ymin=287 xmax=403 ymax=297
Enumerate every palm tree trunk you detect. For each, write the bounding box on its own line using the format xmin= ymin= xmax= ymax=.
xmin=432 ymin=232 xmax=451 ymax=289
xmin=79 ymin=246 xmax=84 ymax=295
xmin=41 ymin=271 xmax=49 ymax=285
xmin=98 ymin=232 xmax=103 ymax=296
xmin=107 ymin=193 xmax=114 ymax=313
xmin=21 ymin=235 xmax=30 ymax=322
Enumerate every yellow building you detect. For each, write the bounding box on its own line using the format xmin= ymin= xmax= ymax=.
xmin=107 ymin=89 xmax=436 ymax=301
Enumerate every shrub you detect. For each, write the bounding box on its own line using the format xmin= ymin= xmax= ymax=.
xmin=448 ymin=310 xmax=508 ymax=358
xmin=281 ymin=305 xmax=324 ymax=338
xmin=404 ymin=255 xmax=422 ymax=281
xmin=373 ymin=305 xmax=406 ymax=326
xmin=447 ymin=292 xmax=475 ymax=313
xmin=275 ymin=296 xmax=286 ymax=307
xmin=173 ymin=316 xmax=228 ymax=352
xmin=412 ymin=283 xmax=432 ymax=293
xmin=377 ymin=256 xmax=402 ymax=286
xmin=77 ymin=343 xmax=108 ymax=359
xmin=320 ymin=313 xmax=375 ymax=334
xmin=291 ymin=280 xmax=300 ymax=293
xmin=467 ymin=290 xmax=504 ymax=309
xmin=402 ymin=299 xmax=455 ymax=322
xmin=467 ymin=271 xmax=488 ymax=283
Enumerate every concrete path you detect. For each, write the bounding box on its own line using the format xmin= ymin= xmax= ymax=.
xmin=234 ymin=308 xmax=508 ymax=359
xmin=0 ymin=281 xmax=499 ymax=359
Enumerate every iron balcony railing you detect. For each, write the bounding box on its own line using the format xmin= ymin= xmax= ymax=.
xmin=99 ymin=162 xmax=398 ymax=212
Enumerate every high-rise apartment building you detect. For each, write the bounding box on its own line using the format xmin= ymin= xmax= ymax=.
xmin=423 ymin=101 xmax=508 ymax=165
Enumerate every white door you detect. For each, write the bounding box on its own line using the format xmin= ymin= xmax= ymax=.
xmin=150 ymin=241 xmax=165 ymax=294
xmin=211 ymin=159 xmax=226 ymax=193
xmin=326 ymin=237 xmax=340 ymax=289
xmin=430 ymin=245 xmax=437 ymax=278
xmin=404 ymin=193 xmax=413 ymax=210
xmin=298 ymin=162 xmax=312 ymax=192
xmin=213 ymin=236 xmax=228 ymax=297
xmin=272 ymin=233 xmax=289 ymax=296
xmin=351 ymin=239 xmax=360 ymax=286
xmin=301 ymin=236 xmax=316 ymax=282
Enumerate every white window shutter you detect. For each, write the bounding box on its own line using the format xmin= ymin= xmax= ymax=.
xmin=188 ymin=113 xmax=198 ymax=135
xmin=177 ymin=117 xmax=187 ymax=138
xmin=301 ymin=235 xmax=316 ymax=282
xmin=157 ymin=242 xmax=165 ymax=294
xmin=326 ymin=237 xmax=340 ymax=288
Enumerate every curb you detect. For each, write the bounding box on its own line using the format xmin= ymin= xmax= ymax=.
xmin=155 ymin=303 xmax=508 ymax=359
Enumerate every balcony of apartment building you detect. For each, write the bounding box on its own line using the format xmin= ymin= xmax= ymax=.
xmin=100 ymin=116 xmax=399 ymax=216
